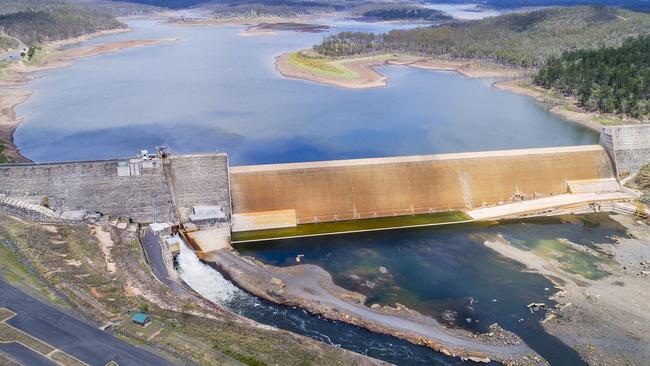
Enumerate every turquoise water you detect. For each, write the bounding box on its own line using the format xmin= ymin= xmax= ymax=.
xmin=14 ymin=19 xmax=597 ymax=164
xmin=236 ymin=214 xmax=626 ymax=365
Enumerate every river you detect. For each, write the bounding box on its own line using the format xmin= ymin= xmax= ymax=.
xmin=13 ymin=13 xmax=606 ymax=366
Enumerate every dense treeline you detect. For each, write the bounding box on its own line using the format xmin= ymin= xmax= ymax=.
xmin=534 ymin=36 xmax=650 ymax=118
xmin=360 ymin=7 xmax=452 ymax=21
xmin=424 ymin=0 xmax=650 ymax=12
xmin=0 ymin=1 xmax=128 ymax=50
xmin=314 ymin=6 xmax=650 ymax=66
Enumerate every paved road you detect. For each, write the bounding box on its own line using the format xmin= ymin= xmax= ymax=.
xmin=0 ymin=343 xmax=57 ymax=366
xmin=0 ymin=281 xmax=175 ymax=366
xmin=141 ymin=228 xmax=186 ymax=294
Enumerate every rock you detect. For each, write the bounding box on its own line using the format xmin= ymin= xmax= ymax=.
xmin=270 ymin=277 xmax=285 ymax=287
xmin=378 ymin=266 xmax=388 ymax=274
xmin=467 ymin=356 xmax=491 ymax=363
xmin=370 ymin=303 xmax=381 ymax=309
xmin=465 ymin=317 xmax=472 ymax=323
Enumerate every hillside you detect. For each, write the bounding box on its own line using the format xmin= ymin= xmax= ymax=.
xmin=534 ymin=35 xmax=650 ymax=118
xmin=314 ymin=6 xmax=650 ymax=66
xmin=424 ymin=0 xmax=650 ymax=12
xmin=0 ymin=1 xmax=126 ymax=50
xmin=351 ymin=4 xmax=453 ymax=21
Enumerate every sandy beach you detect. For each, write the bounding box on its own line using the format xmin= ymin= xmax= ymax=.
xmin=481 ymin=214 xmax=650 ymax=366
xmin=0 ymin=31 xmax=176 ymax=162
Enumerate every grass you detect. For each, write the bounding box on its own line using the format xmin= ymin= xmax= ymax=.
xmin=23 ymin=47 xmax=50 ymax=66
xmin=0 ymin=231 xmax=59 ymax=303
xmin=0 ymin=323 xmax=56 ymax=355
xmin=0 ymin=212 xmax=373 ymax=365
xmin=0 ymin=140 xmax=11 ymax=164
xmin=287 ymin=51 xmax=352 ymax=77
xmin=591 ymin=116 xmax=628 ymax=126
xmin=232 ymin=211 xmax=470 ymax=242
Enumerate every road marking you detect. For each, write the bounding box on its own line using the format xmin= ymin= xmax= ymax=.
xmin=0 ymin=307 xmax=89 ymax=366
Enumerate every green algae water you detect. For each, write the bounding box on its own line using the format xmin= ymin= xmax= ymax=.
xmin=235 ymin=213 xmax=627 ymax=365
xmin=232 ymin=211 xmax=470 ymax=242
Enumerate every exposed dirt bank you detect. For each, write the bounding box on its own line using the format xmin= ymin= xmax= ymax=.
xmin=275 ymin=51 xmax=527 ymax=89
xmin=492 ymin=79 xmax=648 ymax=132
xmin=482 ymin=214 xmax=650 ymax=366
xmin=0 ymin=32 xmax=176 ymax=163
xmin=205 ymin=246 xmax=547 ymax=365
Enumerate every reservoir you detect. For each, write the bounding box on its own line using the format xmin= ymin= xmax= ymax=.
xmin=14 ymin=19 xmax=597 ymax=164
xmin=13 ymin=17 xmax=609 ymax=366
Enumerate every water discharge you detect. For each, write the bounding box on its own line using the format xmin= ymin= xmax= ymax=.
xmin=177 ymin=239 xmax=477 ymax=365
xmin=177 ymin=238 xmax=240 ymax=304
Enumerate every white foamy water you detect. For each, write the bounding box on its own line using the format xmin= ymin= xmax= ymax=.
xmin=177 ymin=238 xmax=240 ymax=304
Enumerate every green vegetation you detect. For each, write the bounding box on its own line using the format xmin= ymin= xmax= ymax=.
xmin=354 ymin=5 xmax=452 ymax=22
xmin=314 ymin=6 xmax=650 ymax=66
xmin=222 ymin=349 xmax=268 ymax=366
xmin=0 ymin=141 xmax=10 ymax=164
xmin=232 ymin=211 xmax=470 ymax=242
xmin=0 ymin=212 xmax=374 ymax=365
xmin=288 ymin=51 xmax=350 ymax=76
xmin=534 ymin=35 xmax=650 ymax=118
xmin=0 ymin=0 xmax=126 ymax=51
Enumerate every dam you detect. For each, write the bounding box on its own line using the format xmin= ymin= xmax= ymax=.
xmin=1 ymin=125 xmax=649 ymax=244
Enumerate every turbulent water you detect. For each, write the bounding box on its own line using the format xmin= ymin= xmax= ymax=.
xmin=177 ymin=240 xmax=476 ymax=365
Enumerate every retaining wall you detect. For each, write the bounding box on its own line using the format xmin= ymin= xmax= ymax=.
xmin=0 ymin=158 xmax=172 ymax=222
xmin=165 ymin=154 xmax=231 ymax=223
xmin=229 ymin=145 xmax=616 ymax=224
xmin=0 ymin=153 xmax=230 ymax=223
xmin=600 ymin=124 xmax=650 ymax=176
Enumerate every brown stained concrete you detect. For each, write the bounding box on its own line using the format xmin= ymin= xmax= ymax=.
xmin=230 ymin=145 xmax=616 ymax=224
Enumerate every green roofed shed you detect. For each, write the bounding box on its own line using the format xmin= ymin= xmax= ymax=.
xmin=132 ymin=312 xmax=151 ymax=326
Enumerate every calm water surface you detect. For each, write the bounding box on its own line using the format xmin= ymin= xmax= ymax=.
xmin=15 ymin=19 xmax=597 ymax=164
xmin=13 ymin=16 xmax=611 ymax=366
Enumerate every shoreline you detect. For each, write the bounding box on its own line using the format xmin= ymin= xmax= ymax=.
xmin=481 ymin=214 xmax=650 ymax=366
xmin=0 ymin=29 xmax=177 ymax=163
xmin=275 ymin=51 xmax=527 ymax=89
xmin=275 ymin=51 xmax=648 ymax=131
xmin=202 ymin=244 xmax=544 ymax=365
xmin=490 ymin=79 xmax=648 ymax=132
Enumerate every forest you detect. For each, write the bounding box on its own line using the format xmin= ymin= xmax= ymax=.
xmin=0 ymin=1 xmax=156 ymax=51
xmin=357 ymin=6 xmax=452 ymax=21
xmin=313 ymin=6 xmax=650 ymax=66
xmin=534 ymin=35 xmax=649 ymax=118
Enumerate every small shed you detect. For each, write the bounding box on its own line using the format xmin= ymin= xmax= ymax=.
xmin=132 ymin=312 xmax=151 ymax=327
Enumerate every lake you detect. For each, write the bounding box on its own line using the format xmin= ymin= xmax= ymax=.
xmin=14 ymin=19 xmax=597 ymax=164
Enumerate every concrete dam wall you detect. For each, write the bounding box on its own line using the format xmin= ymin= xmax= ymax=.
xmin=229 ymin=145 xmax=616 ymax=225
xmin=600 ymin=124 xmax=650 ymax=177
xmin=0 ymin=154 xmax=229 ymax=223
